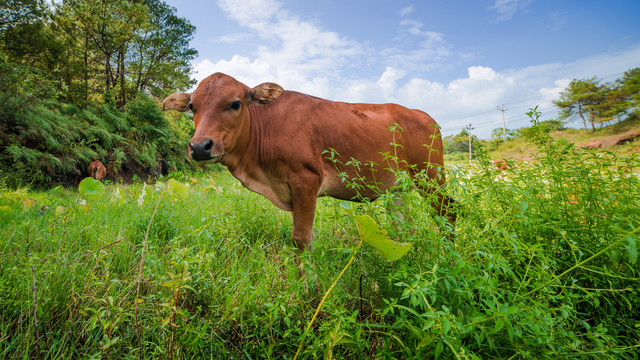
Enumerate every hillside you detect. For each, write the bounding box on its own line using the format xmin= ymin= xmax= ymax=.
xmin=490 ymin=116 xmax=640 ymax=161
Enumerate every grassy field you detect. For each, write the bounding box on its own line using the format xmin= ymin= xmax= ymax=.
xmin=487 ymin=116 xmax=640 ymax=161
xmin=1 ymin=115 xmax=639 ymax=359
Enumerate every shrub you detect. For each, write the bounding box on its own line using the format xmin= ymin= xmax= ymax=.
xmin=0 ymin=57 xmax=196 ymax=188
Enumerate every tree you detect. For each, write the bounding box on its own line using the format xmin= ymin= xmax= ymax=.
xmin=618 ymin=67 xmax=640 ymax=110
xmin=0 ymin=0 xmax=63 ymax=71
xmin=0 ymin=0 xmax=199 ymax=186
xmin=54 ymin=0 xmax=147 ymax=102
xmin=491 ymin=127 xmax=517 ymax=141
xmin=594 ymin=82 xmax=628 ymax=125
xmin=554 ymin=77 xmax=606 ymax=134
xmin=51 ymin=0 xmax=196 ymax=107
xmin=443 ymin=129 xmax=476 ymax=155
xmin=128 ymin=0 xmax=197 ymax=98
xmin=0 ymin=0 xmax=47 ymax=33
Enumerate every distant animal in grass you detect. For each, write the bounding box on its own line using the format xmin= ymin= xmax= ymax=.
xmin=491 ymin=159 xmax=510 ymax=171
xmin=87 ymin=160 xmax=106 ymax=181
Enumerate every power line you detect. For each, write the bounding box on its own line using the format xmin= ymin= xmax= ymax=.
xmin=441 ymin=104 xmax=557 ymax=133
xmin=444 ymin=99 xmax=545 ymax=124
xmin=442 ymin=108 xmax=497 ymax=122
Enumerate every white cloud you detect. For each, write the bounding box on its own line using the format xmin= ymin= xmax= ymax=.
xmin=194 ymin=56 xmax=271 ymax=84
xmin=390 ymin=66 xmax=516 ymax=112
xmin=399 ymin=5 xmax=414 ymax=17
xmin=538 ymin=79 xmax=570 ymax=104
xmin=193 ymin=55 xmax=336 ymax=99
xmin=213 ymin=33 xmax=251 ymax=43
xmin=217 ymin=0 xmax=281 ymax=28
xmin=215 ymin=0 xmax=362 ymax=79
xmin=377 ymin=67 xmax=406 ymax=98
xmin=383 ymin=19 xmax=450 ymax=73
xmin=387 ymin=66 xmax=518 ymax=135
xmin=203 ymin=0 xmax=453 ymax=90
xmin=399 ymin=20 xmax=444 ymax=43
xmin=488 ymin=0 xmax=531 ymax=22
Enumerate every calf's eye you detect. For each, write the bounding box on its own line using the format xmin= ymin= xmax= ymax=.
xmin=229 ymin=100 xmax=242 ymax=111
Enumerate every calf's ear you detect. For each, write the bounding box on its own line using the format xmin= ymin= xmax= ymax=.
xmin=162 ymin=92 xmax=191 ymax=112
xmin=249 ymin=82 xmax=284 ymax=104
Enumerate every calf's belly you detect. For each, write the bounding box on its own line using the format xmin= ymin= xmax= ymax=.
xmin=318 ymin=170 xmax=400 ymax=202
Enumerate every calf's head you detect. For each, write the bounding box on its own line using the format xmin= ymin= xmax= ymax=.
xmin=163 ymin=73 xmax=284 ymax=163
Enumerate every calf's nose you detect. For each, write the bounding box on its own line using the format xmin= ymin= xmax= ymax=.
xmin=189 ymin=139 xmax=214 ymax=161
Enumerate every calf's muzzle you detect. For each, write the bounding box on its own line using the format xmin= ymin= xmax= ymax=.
xmin=189 ymin=139 xmax=214 ymax=161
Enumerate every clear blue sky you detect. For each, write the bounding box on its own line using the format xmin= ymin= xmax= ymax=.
xmin=164 ymin=0 xmax=640 ymax=138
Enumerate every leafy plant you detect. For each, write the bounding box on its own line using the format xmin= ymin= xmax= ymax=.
xmin=295 ymin=202 xmax=411 ymax=359
xmin=78 ymin=177 xmax=105 ymax=200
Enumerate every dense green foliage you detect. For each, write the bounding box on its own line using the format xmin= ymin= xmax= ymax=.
xmin=1 ymin=0 xmax=196 ymax=106
xmin=0 ymin=55 xmax=197 ymax=188
xmin=0 ymin=0 xmax=198 ymax=188
xmin=1 ymin=110 xmax=638 ymax=358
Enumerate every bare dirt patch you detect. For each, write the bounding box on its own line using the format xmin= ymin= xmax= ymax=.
xmin=578 ymin=130 xmax=640 ymax=149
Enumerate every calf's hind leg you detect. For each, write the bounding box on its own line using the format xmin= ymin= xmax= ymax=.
xmin=412 ymin=168 xmax=456 ymax=234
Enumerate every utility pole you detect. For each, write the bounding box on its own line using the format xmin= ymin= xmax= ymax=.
xmin=497 ymin=104 xmax=507 ymax=142
xmin=465 ymin=123 xmax=474 ymax=163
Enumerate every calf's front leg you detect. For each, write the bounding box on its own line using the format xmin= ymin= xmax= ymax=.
xmin=290 ymin=176 xmax=320 ymax=277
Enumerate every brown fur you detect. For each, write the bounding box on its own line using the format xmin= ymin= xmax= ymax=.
xmin=491 ymin=159 xmax=510 ymax=171
xmin=87 ymin=160 xmax=106 ymax=181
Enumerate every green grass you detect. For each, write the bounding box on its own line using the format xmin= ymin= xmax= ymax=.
xmin=489 ymin=115 xmax=640 ymax=161
xmin=1 ymin=112 xmax=639 ymax=359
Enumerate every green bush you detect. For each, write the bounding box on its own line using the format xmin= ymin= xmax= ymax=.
xmin=126 ymin=94 xmax=170 ymax=134
xmin=0 ymin=57 xmax=196 ymax=188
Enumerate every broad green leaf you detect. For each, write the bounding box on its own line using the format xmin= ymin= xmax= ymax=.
xmin=434 ymin=340 xmax=444 ymax=358
xmin=342 ymin=202 xmax=411 ymax=261
xmin=167 ymin=178 xmax=188 ymax=198
xmin=162 ymin=279 xmax=181 ymax=288
xmin=443 ymin=318 xmax=451 ymax=335
xmin=78 ymin=177 xmax=105 ymax=200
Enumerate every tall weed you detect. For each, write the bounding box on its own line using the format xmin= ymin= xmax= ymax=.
xmin=370 ymin=107 xmax=640 ymax=358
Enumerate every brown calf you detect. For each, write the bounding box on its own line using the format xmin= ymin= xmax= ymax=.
xmin=491 ymin=159 xmax=510 ymax=171
xmin=87 ymin=160 xmax=106 ymax=181
xmin=164 ymin=73 xmax=456 ymax=274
